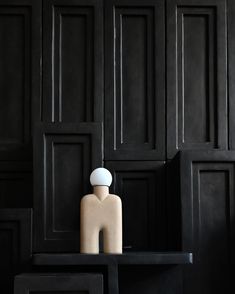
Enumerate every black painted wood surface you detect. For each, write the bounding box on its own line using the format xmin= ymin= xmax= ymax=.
xmin=33 ymin=123 xmax=102 ymax=252
xmin=0 ymin=209 xmax=32 ymax=294
xmin=168 ymin=151 xmax=234 ymax=294
xmin=42 ymin=0 xmax=103 ymax=123
xmin=14 ymin=273 xmax=103 ymax=294
xmin=105 ymin=0 xmax=165 ymax=160
xmin=167 ymin=0 xmax=227 ymax=158
xmin=33 ymin=252 xmax=193 ymax=265
xmin=32 ymin=252 xmax=192 ymax=294
xmin=105 ymin=161 xmax=167 ymax=251
xmin=0 ymin=0 xmax=233 ymax=293
xmin=0 ymin=0 xmax=41 ymax=158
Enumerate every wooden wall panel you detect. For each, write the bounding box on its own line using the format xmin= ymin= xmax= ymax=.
xmin=33 ymin=124 xmax=102 ymax=252
xmin=0 ymin=209 xmax=32 ymax=294
xmin=14 ymin=274 xmax=103 ymax=294
xmin=0 ymin=0 xmax=231 ymax=293
xmin=105 ymin=0 xmax=165 ymax=160
xmin=228 ymin=0 xmax=235 ymax=149
xmin=0 ymin=9 xmax=29 ymax=147
xmin=167 ymin=0 xmax=227 ymax=158
xmin=106 ymin=161 xmax=166 ymax=251
xmin=177 ymin=151 xmax=234 ymax=294
xmin=0 ymin=0 xmax=41 ymax=158
xmin=42 ymin=0 xmax=103 ymax=123
xmin=0 ymin=162 xmax=32 ymax=208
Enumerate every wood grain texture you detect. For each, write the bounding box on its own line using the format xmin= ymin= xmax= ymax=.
xmin=42 ymin=0 xmax=103 ymax=123
xmin=173 ymin=151 xmax=234 ymax=294
xmin=14 ymin=273 xmax=103 ymax=294
xmin=0 ymin=161 xmax=32 ymax=208
xmin=228 ymin=0 xmax=235 ymax=150
xmin=0 ymin=0 xmax=41 ymax=158
xmin=0 ymin=209 xmax=32 ymax=294
xmin=33 ymin=123 xmax=102 ymax=252
xmin=106 ymin=161 xmax=166 ymax=251
xmin=105 ymin=0 xmax=165 ymax=160
xmin=167 ymin=0 xmax=227 ymax=158
xmin=0 ymin=0 xmax=233 ymax=294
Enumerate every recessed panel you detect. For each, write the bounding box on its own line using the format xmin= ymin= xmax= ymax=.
xmin=106 ymin=161 xmax=166 ymax=251
xmin=53 ymin=7 xmax=94 ymax=122
xmin=121 ymin=15 xmax=147 ymax=145
xmin=43 ymin=0 xmax=103 ymax=123
xmin=198 ymin=170 xmax=230 ymax=262
xmin=114 ymin=8 xmax=154 ymax=150
xmin=105 ymin=0 xmax=165 ymax=160
xmin=0 ymin=10 xmax=30 ymax=146
xmin=53 ymin=143 xmax=83 ymax=232
xmin=190 ymin=163 xmax=233 ymax=293
xmin=116 ymin=173 xmax=153 ymax=250
xmin=0 ymin=229 xmax=14 ymax=273
xmin=182 ymin=15 xmax=211 ymax=143
xmin=0 ymin=172 xmax=33 ymax=208
xmin=0 ymin=209 xmax=31 ymax=294
xmin=167 ymin=1 xmax=227 ymax=158
xmin=0 ymin=223 xmax=19 ymax=294
xmin=180 ymin=154 xmax=233 ymax=294
xmin=45 ymin=134 xmax=91 ymax=240
xmin=177 ymin=8 xmax=215 ymax=147
xmin=33 ymin=124 xmax=102 ymax=252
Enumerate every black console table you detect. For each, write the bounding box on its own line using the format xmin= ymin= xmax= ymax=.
xmin=33 ymin=252 xmax=193 ymax=294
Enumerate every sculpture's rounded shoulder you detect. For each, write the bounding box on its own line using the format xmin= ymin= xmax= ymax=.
xmin=81 ymin=194 xmax=96 ymax=204
xmin=108 ymin=194 xmax=122 ymax=203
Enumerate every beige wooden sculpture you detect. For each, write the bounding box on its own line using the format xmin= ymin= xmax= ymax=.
xmin=80 ymin=168 xmax=122 ymax=254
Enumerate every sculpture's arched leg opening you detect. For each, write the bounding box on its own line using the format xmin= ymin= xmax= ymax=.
xmin=99 ymin=229 xmax=104 ymax=253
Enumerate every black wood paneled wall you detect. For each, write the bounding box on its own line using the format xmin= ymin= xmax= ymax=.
xmin=167 ymin=0 xmax=227 ymax=157
xmin=0 ymin=0 xmax=233 ymax=293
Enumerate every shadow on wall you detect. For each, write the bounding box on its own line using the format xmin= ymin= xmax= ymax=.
xmin=119 ymin=265 xmax=183 ymax=294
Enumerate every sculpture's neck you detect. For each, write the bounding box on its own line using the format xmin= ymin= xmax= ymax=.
xmin=93 ymin=186 xmax=109 ymax=201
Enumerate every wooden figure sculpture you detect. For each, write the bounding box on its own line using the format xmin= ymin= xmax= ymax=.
xmin=80 ymin=167 xmax=122 ymax=254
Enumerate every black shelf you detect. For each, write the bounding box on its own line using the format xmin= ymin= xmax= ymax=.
xmin=33 ymin=252 xmax=193 ymax=266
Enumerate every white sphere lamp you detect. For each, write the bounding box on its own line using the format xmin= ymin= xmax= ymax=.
xmin=90 ymin=167 xmax=112 ymax=187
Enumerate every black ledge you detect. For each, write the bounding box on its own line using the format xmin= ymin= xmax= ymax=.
xmin=33 ymin=252 xmax=193 ymax=266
